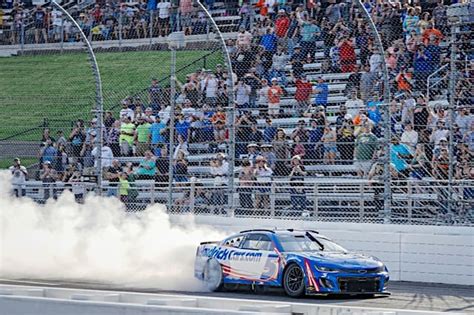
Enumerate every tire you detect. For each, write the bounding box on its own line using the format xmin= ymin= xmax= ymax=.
xmin=203 ymin=259 xmax=223 ymax=292
xmin=282 ymin=263 xmax=306 ymax=297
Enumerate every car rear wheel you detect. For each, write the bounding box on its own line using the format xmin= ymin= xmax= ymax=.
xmin=203 ymin=259 xmax=223 ymax=292
xmin=283 ymin=263 xmax=305 ymax=297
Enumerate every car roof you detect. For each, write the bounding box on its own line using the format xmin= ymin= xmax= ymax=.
xmin=238 ymin=229 xmax=328 ymax=238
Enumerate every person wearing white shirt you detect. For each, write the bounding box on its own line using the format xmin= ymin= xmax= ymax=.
xmin=204 ymin=74 xmax=219 ymax=104
xmin=92 ymin=145 xmax=114 ymax=169
xmin=430 ymin=120 xmax=449 ymax=146
xmin=9 ymin=158 xmax=28 ymax=197
xmin=51 ymin=9 xmax=63 ymax=41
xmin=157 ymin=0 xmax=171 ymax=36
xmin=369 ymin=49 xmax=383 ymax=73
xmin=345 ymin=90 xmax=364 ymax=118
xmin=400 ymin=124 xmax=418 ymax=150
xmin=119 ymin=102 xmax=134 ymax=121
xmin=235 ymin=80 xmax=251 ymax=110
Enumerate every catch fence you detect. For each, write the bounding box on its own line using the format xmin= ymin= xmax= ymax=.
xmin=1 ymin=1 xmax=473 ymax=225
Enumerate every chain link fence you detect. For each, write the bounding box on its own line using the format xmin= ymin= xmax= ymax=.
xmin=1 ymin=0 xmax=473 ymax=225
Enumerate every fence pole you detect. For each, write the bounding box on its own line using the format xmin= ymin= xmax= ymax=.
xmin=52 ymin=0 xmax=104 ymax=194
xmin=119 ymin=10 xmax=123 ymax=51
xmin=20 ymin=18 xmax=25 ymax=54
xmin=447 ymin=23 xmax=457 ymax=215
xmin=167 ymin=47 xmax=177 ymax=212
xmin=149 ymin=10 xmax=153 ymax=49
xmin=357 ymin=0 xmax=392 ymax=223
xmin=60 ymin=16 xmax=64 ymax=54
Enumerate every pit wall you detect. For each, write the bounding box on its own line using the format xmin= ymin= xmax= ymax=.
xmin=173 ymin=216 xmax=474 ymax=286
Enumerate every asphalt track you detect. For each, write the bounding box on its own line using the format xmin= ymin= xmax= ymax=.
xmin=1 ymin=279 xmax=473 ymax=313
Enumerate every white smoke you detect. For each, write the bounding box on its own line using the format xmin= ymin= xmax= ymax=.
xmin=0 ymin=171 xmax=224 ymax=290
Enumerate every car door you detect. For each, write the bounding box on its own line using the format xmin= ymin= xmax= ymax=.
xmin=230 ymin=233 xmax=280 ymax=284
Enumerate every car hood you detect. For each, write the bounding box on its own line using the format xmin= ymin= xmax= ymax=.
xmin=288 ymin=251 xmax=382 ymax=269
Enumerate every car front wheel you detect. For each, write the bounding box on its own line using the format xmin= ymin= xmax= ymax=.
xmin=283 ymin=263 xmax=305 ymax=297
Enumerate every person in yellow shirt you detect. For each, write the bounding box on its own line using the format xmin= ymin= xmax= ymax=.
xmin=119 ymin=172 xmax=130 ymax=204
xmin=119 ymin=116 xmax=135 ymax=156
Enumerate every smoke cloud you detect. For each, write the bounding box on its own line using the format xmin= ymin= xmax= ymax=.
xmin=0 ymin=171 xmax=224 ymax=290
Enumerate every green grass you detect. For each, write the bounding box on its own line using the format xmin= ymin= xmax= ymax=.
xmin=0 ymin=49 xmax=223 ymax=141
xmin=0 ymin=157 xmax=38 ymax=169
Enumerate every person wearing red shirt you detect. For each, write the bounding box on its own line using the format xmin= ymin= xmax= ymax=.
xmin=294 ymin=75 xmax=313 ymax=116
xmin=268 ymin=78 xmax=284 ymax=118
xmin=422 ymin=23 xmax=443 ymax=46
xmin=338 ymin=36 xmax=356 ymax=73
xmin=275 ymin=10 xmax=290 ymax=38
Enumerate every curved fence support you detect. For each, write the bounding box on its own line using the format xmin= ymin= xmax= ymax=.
xmin=51 ymin=0 xmax=104 ymax=193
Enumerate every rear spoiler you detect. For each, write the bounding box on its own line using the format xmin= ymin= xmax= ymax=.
xmin=200 ymin=241 xmax=219 ymax=245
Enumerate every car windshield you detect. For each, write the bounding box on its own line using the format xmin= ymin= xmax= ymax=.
xmin=278 ymin=233 xmax=347 ymax=253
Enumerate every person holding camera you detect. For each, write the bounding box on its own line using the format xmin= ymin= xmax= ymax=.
xmin=40 ymin=161 xmax=58 ymax=201
xmin=9 ymin=158 xmax=28 ymax=197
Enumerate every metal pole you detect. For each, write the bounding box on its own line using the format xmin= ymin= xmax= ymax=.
xmin=149 ymin=10 xmax=153 ymax=49
xmin=357 ymin=0 xmax=392 ymax=223
xmin=20 ymin=17 xmax=25 ymax=54
xmin=198 ymin=2 xmax=236 ymax=216
xmin=52 ymin=1 xmax=104 ymax=194
xmin=60 ymin=15 xmax=64 ymax=53
xmin=119 ymin=10 xmax=123 ymax=51
xmin=167 ymin=48 xmax=177 ymax=212
xmin=447 ymin=23 xmax=457 ymax=215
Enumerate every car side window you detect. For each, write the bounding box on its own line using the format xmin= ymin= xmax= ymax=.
xmin=224 ymin=235 xmax=243 ymax=248
xmin=241 ymin=234 xmax=273 ymax=251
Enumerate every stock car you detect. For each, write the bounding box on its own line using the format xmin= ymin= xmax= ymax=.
xmin=194 ymin=229 xmax=390 ymax=297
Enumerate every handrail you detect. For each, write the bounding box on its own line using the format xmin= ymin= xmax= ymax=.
xmin=427 ymin=64 xmax=449 ymax=101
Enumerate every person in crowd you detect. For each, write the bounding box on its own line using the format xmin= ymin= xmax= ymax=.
xmin=136 ymin=150 xmax=156 ymax=180
xmin=134 ymin=116 xmax=151 ymax=156
xmin=253 ymin=155 xmax=273 ymax=209
xmin=119 ymin=116 xmax=135 ymax=156
xmin=410 ymin=143 xmax=430 ymax=179
xmin=288 ymin=155 xmax=308 ymax=214
xmin=268 ymin=78 xmax=284 ymax=118
xmin=210 ymin=153 xmax=229 ymax=214
xmin=322 ymin=124 xmax=338 ymax=165
xmin=238 ymin=159 xmax=255 ymax=209
xmin=293 ymin=74 xmax=313 ymax=117
xmin=401 ymin=123 xmax=419 ymax=151
xmin=313 ymin=76 xmax=328 ymax=108
xmin=390 ymin=137 xmax=413 ymax=179
xmin=354 ymin=125 xmax=379 ymax=178
xmin=40 ymin=161 xmax=57 ymax=201
xmin=9 ymin=158 xmax=28 ymax=197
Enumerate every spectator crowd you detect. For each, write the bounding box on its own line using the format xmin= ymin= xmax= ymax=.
xmin=6 ymin=0 xmax=473 ymax=211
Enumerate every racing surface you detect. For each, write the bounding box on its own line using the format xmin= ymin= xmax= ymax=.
xmin=1 ymin=279 xmax=473 ymax=313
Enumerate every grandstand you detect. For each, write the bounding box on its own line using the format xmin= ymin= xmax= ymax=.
xmin=1 ymin=0 xmax=473 ymax=225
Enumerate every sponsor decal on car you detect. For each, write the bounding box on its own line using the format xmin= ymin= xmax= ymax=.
xmin=204 ymin=246 xmax=263 ymax=262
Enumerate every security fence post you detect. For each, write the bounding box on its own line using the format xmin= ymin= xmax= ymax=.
xmin=447 ymin=23 xmax=457 ymax=215
xmin=167 ymin=47 xmax=177 ymax=213
xmin=52 ymin=0 xmax=104 ymax=194
xmin=357 ymin=0 xmax=392 ymax=223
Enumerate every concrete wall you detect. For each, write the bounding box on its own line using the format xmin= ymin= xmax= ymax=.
xmin=176 ymin=216 xmax=474 ymax=286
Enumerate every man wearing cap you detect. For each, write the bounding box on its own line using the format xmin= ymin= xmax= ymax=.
xmin=120 ymin=99 xmax=134 ymax=121
xmin=9 ymin=158 xmax=28 ymax=197
xmin=263 ymin=118 xmax=277 ymax=143
xmin=313 ymin=76 xmax=328 ymax=108
xmin=40 ymin=161 xmax=58 ymax=201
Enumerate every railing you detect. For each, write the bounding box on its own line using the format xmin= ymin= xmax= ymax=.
xmin=426 ymin=64 xmax=449 ymax=102
xmin=13 ymin=179 xmax=474 ymax=225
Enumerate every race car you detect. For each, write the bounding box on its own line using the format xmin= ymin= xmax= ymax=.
xmin=194 ymin=229 xmax=389 ymax=297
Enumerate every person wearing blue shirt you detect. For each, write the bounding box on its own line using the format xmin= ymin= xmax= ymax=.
xmin=41 ymin=140 xmax=58 ymax=165
xmin=174 ymin=113 xmax=190 ymax=141
xmin=367 ymin=101 xmax=382 ymax=125
xmin=150 ymin=116 xmax=166 ymax=145
xmin=390 ymin=137 xmax=413 ymax=178
xmin=260 ymin=28 xmax=278 ymax=53
xmin=314 ymin=77 xmax=329 ymax=107
xmin=263 ymin=118 xmax=277 ymax=143
xmin=300 ymin=19 xmax=320 ymax=62
xmin=414 ymin=45 xmax=432 ymax=92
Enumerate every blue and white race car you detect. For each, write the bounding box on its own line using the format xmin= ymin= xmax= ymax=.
xmin=194 ymin=229 xmax=389 ymax=297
